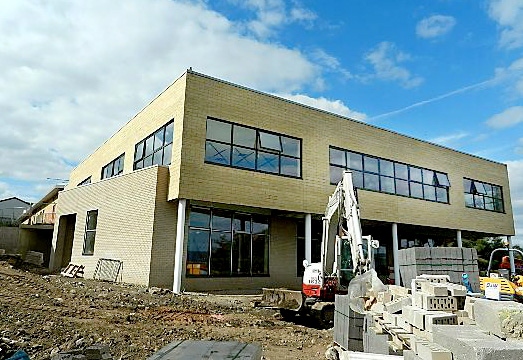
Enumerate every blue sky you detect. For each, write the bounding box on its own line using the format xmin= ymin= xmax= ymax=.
xmin=1 ymin=0 xmax=522 ymax=244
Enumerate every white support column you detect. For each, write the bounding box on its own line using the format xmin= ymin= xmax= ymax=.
xmin=456 ymin=230 xmax=463 ymax=248
xmin=508 ymin=235 xmax=516 ymax=274
xmin=173 ymin=199 xmax=187 ymax=294
xmin=305 ymin=213 xmax=312 ymax=263
xmin=392 ymin=223 xmax=400 ymax=285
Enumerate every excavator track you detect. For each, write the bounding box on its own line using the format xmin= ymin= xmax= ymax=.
xmin=310 ymin=301 xmax=334 ymax=329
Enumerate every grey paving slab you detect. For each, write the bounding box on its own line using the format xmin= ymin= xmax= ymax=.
xmin=146 ymin=340 xmax=261 ymax=360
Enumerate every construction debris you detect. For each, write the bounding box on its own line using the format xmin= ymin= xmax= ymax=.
xmin=334 ymin=273 xmax=523 ymax=360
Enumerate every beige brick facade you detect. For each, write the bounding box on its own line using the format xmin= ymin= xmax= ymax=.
xmin=50 ymin=69 xmax=515 ymax=292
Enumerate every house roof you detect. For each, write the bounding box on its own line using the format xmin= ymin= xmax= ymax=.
xmin=0 ymin=197 xmax=30 ymax=205
xmin=16 ymin=185 xmax=65 ymax=224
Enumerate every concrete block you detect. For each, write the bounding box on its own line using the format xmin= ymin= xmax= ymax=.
xmin=413 ymin=292 xmax=423 ymax=308
xmin=389 ymin=285 xmax=410 ymax=297
xmin=412 ymin=278 xmax=428 ymax=295
xmin=448 ymin=284 xmax=467 ymax=296
xmin=421 ymin=295 xmax=457 ymax=311
xmin=377 ymin=290 xmax=393 ymax=304
xmin=421 ymin=282 xmax=448 ymax=296
xmin=382 ymin=311 xmax=398 ymax=326
xmin=397 ymin=314 xmax=413 ymax=332
xmin=412 ymin=308 xmax=429 ymax=329
xmin=424 ymin=312 xmax=458 ymax=332
xmin=404 ymin=350 xmax=423 ymax=360
xmin=384 ymin=296 xmax=412 ymax=314
xmin=402 ymin=305 xmax=416 ymax=325
xmin=417 ymin=274 xmax=449 ymax=283
xmin=474 ymin=298 xmax=523 ymax=338
xmin=417 ymin=341 xmax=452 ymax=360
xmin=432 ymin=324 xmax=523 ymax=360
xmin=415 ymin=247 xmax=431 ymax=260
xmin=363 ymin=326 xmax=389 ymax=354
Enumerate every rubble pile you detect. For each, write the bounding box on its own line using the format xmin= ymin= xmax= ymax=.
xmin=0 ymin=261 xmax=331 ymax=360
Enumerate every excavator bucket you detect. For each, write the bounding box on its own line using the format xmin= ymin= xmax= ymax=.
xmin=261 ymin=288 xmax=304 ymax=311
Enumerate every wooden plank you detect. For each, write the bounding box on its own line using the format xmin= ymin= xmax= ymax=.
xmin=146 ymin=340 xmax=261 ymax=359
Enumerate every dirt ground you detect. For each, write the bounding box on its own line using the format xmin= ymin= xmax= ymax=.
xmin=0 ymin=259 xmax=333 ymax=360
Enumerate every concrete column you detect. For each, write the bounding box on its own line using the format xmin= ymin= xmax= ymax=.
xmin=392 ymin=223 xmax=400 ymax=285
xmin=456 ymin=230 xmax=462 ymax=248
xmin=305 ymin=213 xmax=312 ymax=263
xmin=508 ymin=235 xmax=516 ymax=274
xmin=173 ymin=199 xmax=186 ymax=294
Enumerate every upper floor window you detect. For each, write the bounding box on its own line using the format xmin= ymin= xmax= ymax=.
xmin=329 ymin=147 xmax=450 ymax=204
xmin=101 ymin=154 xmax=124 ymax=180
xmin=205 ymin=118 xmax=301 ymax=178
xmin=78 ymin=177 xmax=91 ymax=186
xmin=134 ymin=120 xmax=174 ymax=170
xmin=463 ymin=178 xmax=504 ymax=212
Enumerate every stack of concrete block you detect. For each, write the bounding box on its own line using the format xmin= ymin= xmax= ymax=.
xmin=398 ymin=247 xmax=480 ymax=291
xmin=363 ymin=274 xmax=473 ymax=358
xmin=334 ymin=294 xmax=364 ymax=352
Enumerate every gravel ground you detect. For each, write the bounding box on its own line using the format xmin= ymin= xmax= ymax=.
xmin=0 ymin=260 xmax=332 ymax=359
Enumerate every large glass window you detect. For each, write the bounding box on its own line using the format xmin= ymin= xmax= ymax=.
xmin=101 ymin=154 xmax=124 ymax=180
xmin=205 ymin=118 xmax=301 ymax=178
xmin=186 ymin=207 xmax=270 ymax=277
xmin=329 ymin=146 xmax=451 ymax=204
xmin=463 ymin=178 xmax=504 ymax=212
xmin=82 ymin=210 xmax=98 ymax=255
xmin=133 ymin=120 xmax=174 ymax=170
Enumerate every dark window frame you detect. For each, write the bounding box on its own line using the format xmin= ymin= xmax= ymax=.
xmin=133 ymin=120 xmax=174 ymax=170
xmin=101 ymin=153 xmax=125 ymax=180
xmin=77 ymin=177 xmax=91 ymax=186
xmin=205 ymin=117 xmax=302 ymax=179
xmin=82 ymin=210 xmax=98 ymax=256
xmin=329 ymin=146 xmax=451 ymax=204
xmin=463 ymin=178 xmax=504 ymax=213
xmin=186 ymin=206 xmax=270 ymax=278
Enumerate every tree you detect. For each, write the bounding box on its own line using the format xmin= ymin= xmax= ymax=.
xmin=462 ymin=237 xmax=506 ymax=275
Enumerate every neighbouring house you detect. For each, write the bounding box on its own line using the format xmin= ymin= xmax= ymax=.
xmin=49 ymin=69 xmax=515 ymax=292
xmin=0 ymin=197 xmax=30 ymax=226
xmin=0 ymin=197 xmax=30 ymax=254
xmin=17 ymin=185 xmax=64 ymax=267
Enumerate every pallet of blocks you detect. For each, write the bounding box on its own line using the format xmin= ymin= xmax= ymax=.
xmin=362 ymin=274 xmax=523 ymax=360
xmin=398 ymin=247 xmax=480 ymax=292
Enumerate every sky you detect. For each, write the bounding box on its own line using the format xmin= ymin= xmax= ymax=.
xmin=1 ymin=0 xmax=522 ymax=244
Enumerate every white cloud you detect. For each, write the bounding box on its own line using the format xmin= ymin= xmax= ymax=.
xmin=227 ymin=0 xmax=316 ymax=38
xmin=280 ymin=94 xmax=367 ymax=121
xmin=310 ymin=49 xmax=352 ymax=80
xmin=488 ymin=0 xmax=523 ymax=49
xmin=429 ymin=132 xmax=468 ymax=146
xmin=485 ymin=106 xmax=523 ymax=129
xmin=0 ymin=0 xmax=335 ymax=200
xmin=416 ymin=15 xmax=456 ymax=39
xmin=363 ymin=42 xmax=424 ymax=89
xmin=507 ymin=160 xmax=523 ymax=247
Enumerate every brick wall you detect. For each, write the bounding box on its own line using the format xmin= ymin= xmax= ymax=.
xmin=52 ymin=166 xmax=174 ymax=286
xmin=177 ymin=71 xmax=514 ymax=236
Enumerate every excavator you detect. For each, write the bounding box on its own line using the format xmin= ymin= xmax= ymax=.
xmin=262 ymin=170 xmax=379 ymax=327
